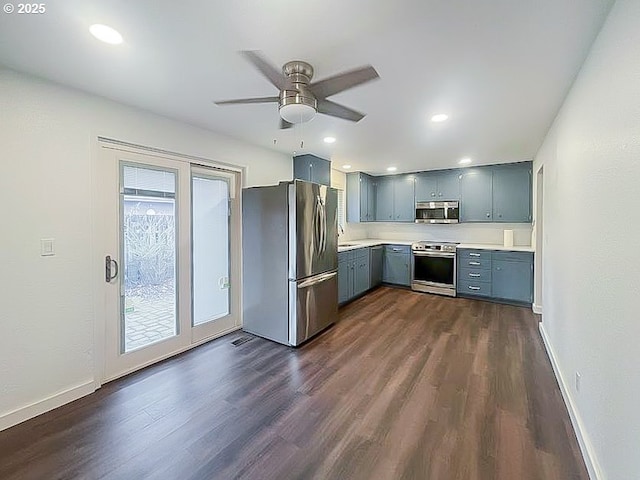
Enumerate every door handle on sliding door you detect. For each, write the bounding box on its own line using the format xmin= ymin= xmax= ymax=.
xmin=105 ymin=255 xmax=119 ymax=283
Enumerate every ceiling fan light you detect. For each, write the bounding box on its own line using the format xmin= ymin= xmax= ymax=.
xmin=279 ymin=103 xmax=316 ymax=124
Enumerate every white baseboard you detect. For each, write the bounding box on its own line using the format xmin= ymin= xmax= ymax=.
xmin=0 ymin=327 xmax=243 ymax=432
xmin=532 ymin=303 xmax=543 ymax=314
xmin=538 ymin=323 xmax=602 ymax=480
xmin=0 ymin=381 xmax=96 ymax=432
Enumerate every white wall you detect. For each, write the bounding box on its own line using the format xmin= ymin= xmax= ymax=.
xmin=0 ymin=67 xmax=291 ymax=430
xmin=534 ymin=0 xmax=640 ymax=478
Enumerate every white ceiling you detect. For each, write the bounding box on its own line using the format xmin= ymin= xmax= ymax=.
xmin=0 ymin=0 xmax=614 ymax=174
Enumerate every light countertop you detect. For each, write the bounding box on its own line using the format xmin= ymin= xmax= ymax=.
xmin=457 ymin=243 xmax=534 ymax=252
xmin=337 ymin=239 xmax=411 ymax=252
xmin=338 ymin=239 xmax=534 ymax=253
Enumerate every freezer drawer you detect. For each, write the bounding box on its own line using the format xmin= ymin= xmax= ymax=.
xmin=289 ymin=271 xmax=338 ymax=346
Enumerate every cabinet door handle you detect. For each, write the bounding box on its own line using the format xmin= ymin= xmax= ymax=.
xmin=486 ymin=213 xmax=491 ymax=218
xmin=469 ymin=253 xmax=481 ymax=257
xmin=431 ymin=192 xmax=436 ymax=197
xmin=496 ymin=267 xmax=502 ymax=271
xmin=469 ymin=273 xmax=480 ymax=277
xmin=469 ymin=261 xmax=481 ymax=266
xmin=468 ymin=286 xmax=480 ymax=291
xmin=392 ymin=248 xmax=403 ymax=252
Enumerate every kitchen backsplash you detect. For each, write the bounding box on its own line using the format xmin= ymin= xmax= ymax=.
xmin=344 ymin=222 xmax=533 ymax=246
xmin=340 ymin=222 xmax=368 ymax=241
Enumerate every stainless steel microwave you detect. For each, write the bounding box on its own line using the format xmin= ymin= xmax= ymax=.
xmin=415 ymin=201 xmax=459 ymax=224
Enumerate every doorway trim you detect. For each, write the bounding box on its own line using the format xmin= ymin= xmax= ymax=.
xmin=533 ymin=165 xmax=544 ymax=315
xmin=91 ymin=137 xmax=245 ymax=388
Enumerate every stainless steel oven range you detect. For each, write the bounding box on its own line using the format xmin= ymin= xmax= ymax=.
xmin=411 ymin=241 xmax=458 ymax=297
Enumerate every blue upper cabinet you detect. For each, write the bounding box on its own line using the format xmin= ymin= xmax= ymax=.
xmin=347 ymin=161 xmax=530 ymax=224
xmin=460 ymin=168 xmax=493 ymax=222
xmin=366 ymin=176 xmax=376 ymax=220
xmin=293 ymin=154 xmax=331 ymax=186
xmin=346 ymin=172 xmax=375 ymax=222
xmin=415 ymin=173 xmax=438 ymax=201
xmin=375 ymin=177 xmax=394 ymax=221
xmin=492 ymin=163 xmax=532 ymax=223
xmin=415 ymin=170 xmax=460 ymax=202
xmin=436 ymin=171 xmax=461 ymax=201
xmin=374 ymin=174 xmax=414 ymax=222
xmin=460 ymin=162 xmax=532 ymax=223
xmin=392 ymin=174 xmax=416 ymax=221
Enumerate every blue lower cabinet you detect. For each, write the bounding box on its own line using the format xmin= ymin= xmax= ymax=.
xmin=338 ymin=259 xmax=353 ymax=304
xmin=354 ymin=252 xmax=371 ymax=296
xmin=458 ymin=267 xmax=492 ymax=283
xmin=457 ymin=249 xmax=533 ymax=304
xmin=492 ymin=257 xmax=533 ymax=303
xmin=383 ymin=245 xmax=411 ymax=286
xmin=339 ymin=247 xmax=374 ymax=304
xmin=458 ymin=280 xmax=492 ymax=297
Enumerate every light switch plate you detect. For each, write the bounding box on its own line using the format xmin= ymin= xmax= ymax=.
xmin=40 ymin=238 xmax=55 ymax=256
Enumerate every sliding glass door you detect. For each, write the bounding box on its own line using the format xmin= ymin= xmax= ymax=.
xmin=98 ymin=145 xmax=241 ymax=381
xmin=191 ymin=168 xmax=239 ymax=342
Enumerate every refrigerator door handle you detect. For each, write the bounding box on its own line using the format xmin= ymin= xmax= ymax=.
xmin=297 ymin=271 xmax=337 ymax=288
xmin=320 ymin=200 xmax=327 ymax=254
xmin=314 ymin=197 xmax=322 ymax=254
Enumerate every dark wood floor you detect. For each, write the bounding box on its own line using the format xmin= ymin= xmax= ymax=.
xmin=0 ymin=287 xmax=587 ymax=480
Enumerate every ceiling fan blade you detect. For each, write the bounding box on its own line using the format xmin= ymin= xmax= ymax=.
xmin=310 ymin=65 xmax=379 ymax=99
xmin=214 ymin=96 xmax=279 ymax=105
xmin=280 ymin=118 xmax=294 ymax=129
xmin=317 ymin=99 xmax=366 ymax=122
xmin=241 ymin=50 xmax=287 ymax=90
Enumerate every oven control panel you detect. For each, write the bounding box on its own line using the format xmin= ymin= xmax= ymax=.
xmin=411 ymin=242 xmax=458 ymax=253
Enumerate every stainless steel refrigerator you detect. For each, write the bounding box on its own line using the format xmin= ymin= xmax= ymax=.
xmin=242 ymin=180 xmax=338 ymax=346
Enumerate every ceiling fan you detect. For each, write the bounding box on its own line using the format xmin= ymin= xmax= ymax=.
xmin=214 ymin=51 xmax=380 ymax=129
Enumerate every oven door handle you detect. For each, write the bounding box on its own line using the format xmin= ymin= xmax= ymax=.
xmin=412 ymin=251 xmax=455 ymax=258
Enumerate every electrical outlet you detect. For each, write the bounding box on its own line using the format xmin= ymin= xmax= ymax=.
xmin=575 ymin=372 xmax=581 ymax=392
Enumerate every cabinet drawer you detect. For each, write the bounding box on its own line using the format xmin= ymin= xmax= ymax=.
xmin=458 ymin=267 xmax=492 ymax=283
xmin=457 ymin=249 xmax=491 ymax=261
xmin=458 ymin=257 xmax=491 ymax=270
xmin=354 ymin=247 xmax=370 ymax=259
xmin=384 ymin=244 xmax=411 ymax=255
xmin=458 ymin=280 xmax=492 ymax=297
xmin=491 ymin=251 xmax=534 ymax=263
xmin=338 ymin=251 xmax=354 ymax=263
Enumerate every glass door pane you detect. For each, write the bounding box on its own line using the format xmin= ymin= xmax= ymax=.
xmin=121 ymin=165 xmax=177 ymax=353
xmin=192 ymin=174 xmax=230 ymax=326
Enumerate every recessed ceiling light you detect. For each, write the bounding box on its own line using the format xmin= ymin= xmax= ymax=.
xmin=323 ymin=136 xmax=336 ymax=144
xmin=89 ymin=24 xmax=123 ymax=45
xmin=342 ymin=164 xmax=352 ymax=169
xmin=387 ymin=166 xmax=397 ymax=172
xmin=459 ymin=157 xmax=472 ymax=165
xmin=431 ymin=113 xmax=449 ymax=123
